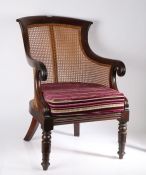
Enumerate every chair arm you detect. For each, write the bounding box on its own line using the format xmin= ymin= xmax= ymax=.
xmin=108 ymin=59 xmax=126 ymax=77
xmin=90 ymin=54 xmax=126 ymax=77
xmin=25 ymin=55 xmax=50 ymax=120
xmin=109 ymin=59 xmax=126 ymax=90
xmin=27 ymin=57 xmax=48 ymax=81
xmin=33 ymin=68 xmax=51 ymax=121
xmin=89 ymin=55 xmax=126 ymax=89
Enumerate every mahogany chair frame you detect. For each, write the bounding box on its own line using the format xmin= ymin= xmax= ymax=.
xmin=17 ymin=16 xmax=129 ymax=170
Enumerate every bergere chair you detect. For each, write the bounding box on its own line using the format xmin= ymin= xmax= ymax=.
xmin=17 ymin=16 xmax=129 ymax=170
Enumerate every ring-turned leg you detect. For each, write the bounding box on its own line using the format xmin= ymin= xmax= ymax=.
xmin=24 ymin=117 xmax=39 ymax=141
xmin=41 ymin=130 xmax=51 ymax=170
xmin=118 ymin=120 xmax=127 ymax=159
xmin=74 ymin=123 xmax=80 ymax=137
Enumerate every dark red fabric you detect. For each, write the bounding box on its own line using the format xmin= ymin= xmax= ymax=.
xmin=41 ymin=82 xmax=125 ymax=116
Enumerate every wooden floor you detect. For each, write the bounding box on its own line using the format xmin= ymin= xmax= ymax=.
xmin=0 ymin=121 xmax=146 ymax=175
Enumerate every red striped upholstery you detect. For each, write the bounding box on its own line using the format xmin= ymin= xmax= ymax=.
xmin=41 ymin=83 xmax=125 ymax=116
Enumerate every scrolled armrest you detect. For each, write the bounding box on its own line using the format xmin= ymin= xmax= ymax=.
xmin=33 ymin=67 xmax=51 ymax=121
xmin=84 ymin=45 xmax=126 ymax=77
xmin=27 ymin=57 xmax=47 ymax=81
xmin=91 ymin=54 xmax=126 ymax=77
xmin=90 ymin=55 xmax=126 ymax=89
xmin=111 ymin=60 xmax=126 ymax=77
xmin=109 ymin=59 xmax=126 ymax=90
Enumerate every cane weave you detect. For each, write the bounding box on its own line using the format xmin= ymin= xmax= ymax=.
xmin=28 ymin=24 xmax=111 ymax=86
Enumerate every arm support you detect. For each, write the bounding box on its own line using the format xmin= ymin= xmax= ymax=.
xmin=88 ymin=54 xmax=126 ymax=90
xmin=33 ymin=68 xmax=51 ymax=121
xmin=100 ymin=57 xmax=126 ymax=90
xmin=89 ymin=53 xmax=126 ymax=77
xmin=27 ymin=57 xmax=48 ymax=81
xmin=104 ymin=58 xmax=126 ymax=77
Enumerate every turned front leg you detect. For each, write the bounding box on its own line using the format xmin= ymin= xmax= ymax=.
xmin=118 ymin=121 xmax=127 ymax=159
xmin=41 ymin=131 xmax=51 ymax=170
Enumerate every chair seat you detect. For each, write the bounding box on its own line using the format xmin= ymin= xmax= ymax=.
xmin=41 ymin=82 xmax=125 ymax=116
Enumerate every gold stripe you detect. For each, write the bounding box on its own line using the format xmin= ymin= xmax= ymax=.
xmin=51 ymin=103 xmax=124 ymax=113
xmin=48 ymin=95 xmax=124 ymax=103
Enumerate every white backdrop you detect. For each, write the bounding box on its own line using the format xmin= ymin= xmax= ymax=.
xmin=0 ymin=0 xmax=146 ymax=158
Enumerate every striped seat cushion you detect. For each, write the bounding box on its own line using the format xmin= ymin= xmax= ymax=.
xmin=41 ymin=82 xmax=125 ymax=116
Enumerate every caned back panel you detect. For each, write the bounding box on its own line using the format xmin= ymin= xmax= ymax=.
xmin=28 ymin=24 xmax=111 ymax=86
